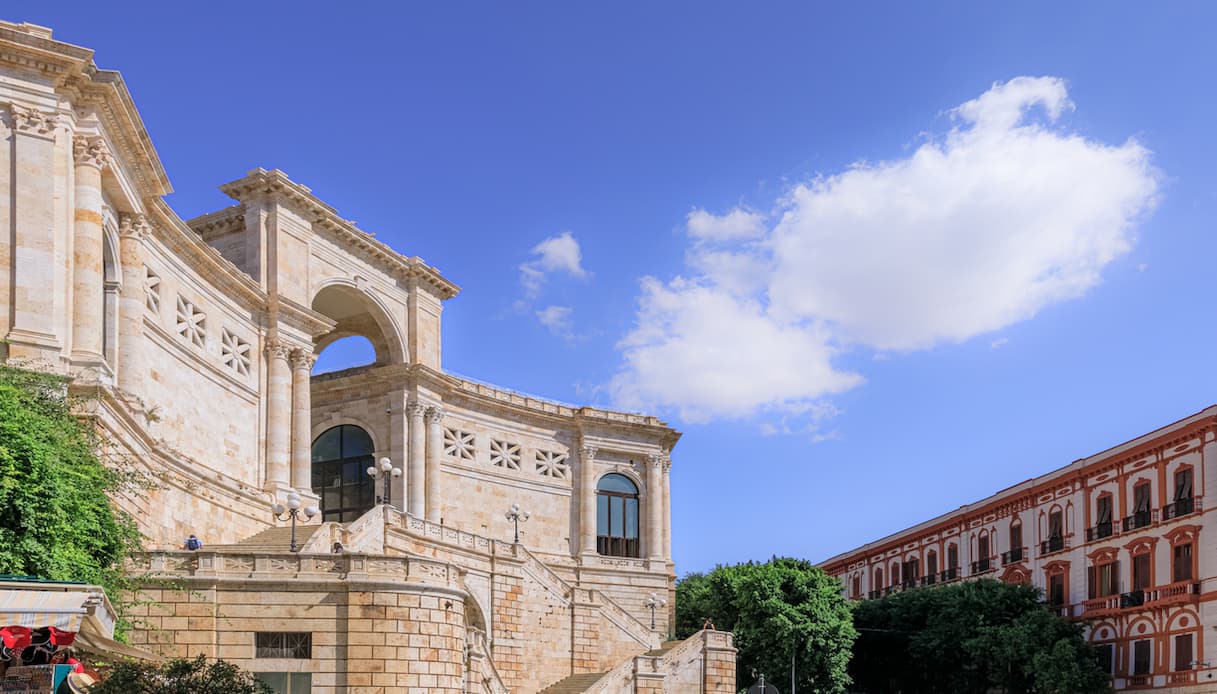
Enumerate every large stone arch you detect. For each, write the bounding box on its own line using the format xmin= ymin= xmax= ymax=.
xmin=310 ymin=279 xmax=407 ymax=365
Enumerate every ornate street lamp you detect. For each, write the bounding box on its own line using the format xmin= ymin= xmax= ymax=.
xmin=272 ymin=491 xmax=319 ymax=552
xmin=505 ymin=503 xmax=530 ymax=544
xmin=645 ymin=591 xmax=667 ymax=631
xmin=366 ymin=457 xmax=402 ymax=506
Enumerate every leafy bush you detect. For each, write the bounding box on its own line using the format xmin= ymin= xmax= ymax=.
xmin=0 ymin=367 xmax=141 ymax=604
xmin=89 ymin=656 xmax=272 ymax=694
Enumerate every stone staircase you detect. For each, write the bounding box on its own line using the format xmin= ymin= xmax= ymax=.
xmin=538 ymin=672 xmax=608 ymax=694
xmin=218 ymin=524 xmax=322 ymax=551
xmin=643 ymin=640 xmax=681 ymax=658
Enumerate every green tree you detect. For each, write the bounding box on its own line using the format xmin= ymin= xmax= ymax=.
xmin=851 ymin=579 xmax=1110 ymax=693
xmin=675 ymin=557 xmax=857 ymax=693
xmin=88 ymin=656 xmax=273 ymax=694
xmin=0 ymin=366 xmax=141 ymax=602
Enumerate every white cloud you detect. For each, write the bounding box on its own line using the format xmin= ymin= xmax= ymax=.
xmin=990 ymin=338 xmax=1009 ymax=350
xmin=520 ymin=232 xmax=588 ymax=296
xmin=536 ymin=305 xmax=575 ymax=340
xmin=686 ymin=207 xmax=766 ymax=242
xmin=611 ymin=77 xmax=1160 ymax=424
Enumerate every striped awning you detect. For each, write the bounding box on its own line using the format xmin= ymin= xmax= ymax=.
xmin=0 ymin=589 xmax=91 ymax=632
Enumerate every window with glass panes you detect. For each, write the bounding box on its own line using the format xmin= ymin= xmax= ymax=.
xmin=595 ymin=474 xmax=639 ymax=557
xmin=1048 ymin=572 xmax=1066 ymax=606
xmin=255 ymin=632 xmax=312 ymax=659
xmin=310 ymin=425 xmax=375 ymax=522
xmin=1174 ymin=542 xmax=1194 ymax=582
xmin=1132 ymin=551 xmax=1152 ymax=592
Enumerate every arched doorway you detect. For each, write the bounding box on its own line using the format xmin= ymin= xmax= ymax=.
xmin=596 ymin=473 xmax=640 ymax=558
xmin=311 ymin=425 xmax=375 ymax=522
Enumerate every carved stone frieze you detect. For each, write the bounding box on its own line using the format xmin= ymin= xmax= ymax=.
xmin=9 ymin=104 xmax=57 ymax=137
xmin=118 ymin=212 xmax=152 ymax=240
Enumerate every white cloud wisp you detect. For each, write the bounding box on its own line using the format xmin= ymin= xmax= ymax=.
xmin=611 ymin=77 xmax=1160 ymax=425
xmin=520 ymin=231 xmax=588 ymax=297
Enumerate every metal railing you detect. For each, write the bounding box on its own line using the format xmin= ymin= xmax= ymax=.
xmin=1001 ymin=547 xmax=1026 ymax=564
xmin=1162 ymin=496 xmax=1195 ymax=521
xmin=1039 ymin=536 xmax=1067 ymax=556
xmin=970 ymin=557 xmax=995 ymax=575
xmin=1121 ymin=510 xmax=1154 ymax=532
xmin=1085 ymin=521 xmax=1114 ymax=542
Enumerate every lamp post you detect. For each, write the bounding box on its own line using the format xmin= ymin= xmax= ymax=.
xmin=645 ymin=591 xmax=667 ymax=631
xmin=505 ymin=503 xmax=530 ymax=543
xmin=272 ymin=491 xmax=319 ymax=552
xmin=366 ymin=456 xmax=402 ymax=506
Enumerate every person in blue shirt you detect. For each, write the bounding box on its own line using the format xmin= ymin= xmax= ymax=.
xmin=183 ymin=534 xmax=202 ymax=551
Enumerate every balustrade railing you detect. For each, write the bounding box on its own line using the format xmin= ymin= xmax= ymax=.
xmin=1144 ymin=580 xmax=1201 ymax=605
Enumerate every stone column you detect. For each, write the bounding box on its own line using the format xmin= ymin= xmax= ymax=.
xmin=647 ymin=454 xmax=665 ymax=561
xmin=580 ymin=446 xmax=598 ymax=558
xmin=263 ymin=339 xmax=292 ymax=489
xmin=425 ymin=406 xmax=444 ymax=523
xmin=116 ymin=213 xmax=149 ymax=399
xmin=662 ymin=457 xmax=672 ymax=561
xmin=407 ymin=401 xmax=426 ymax=517
xmin=289 ymin=348 xmax=316 ymax=491
xmin=70 ymin=135 xmax=110 ymax=366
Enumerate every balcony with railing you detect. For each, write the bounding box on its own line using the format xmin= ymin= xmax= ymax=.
xmin=1080 ymin=594 xmax=1122 ymax=618
xmin=1119 ymin=590 xmax=1145 ymax=609
xmin=970 ymin=556 xmax=996 ymax=575
xmin=919 ymin=573 xmax=938 ymax=587
xmin=1001 ymin=546 xmax=1027 ymax=564
xmin=868 ymin=589 xmax=882 ymax=600
xmin=1039 ymin=536 xmax=1068 ymax=557
xmin=1167 ymin=671 xmax=1197 ymax=685
xmin=939 ymin=567 xmax=960 ymax=583
xmin=1125 ymin=674 xmax=1152 ymax=688
xmin=1047 ymin=602 xmax=1071 ymax=618
xmin=1085 ymin=521 xmax=1114 ymax=543
xmin=1162 ymin=496 xmax=1198 ymax=521
xmin=1121 ymin=510 xmax=1156 ymax=532
xmin=1144 ymin=580 xmax=1201 ymax=608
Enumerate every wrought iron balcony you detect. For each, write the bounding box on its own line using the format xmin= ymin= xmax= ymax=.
xmin=868 ymin=590 xmax=882 ymax=600
xmin=1039 ymin=536 xmax=1067 ymax=556
xmin=1119 ymin=590 xmax=1145 ymax=609
xmin=920 ymin=574 xmax=938 ymax=587
xmin=939 ymin=567 xmax=959 ymax=583
xmin=1001 ymin=546 xmax=1026 ymax=564
xmin=1162 ymin=496 xmax=1196 ymax=521
xmin=1121 ymin=510 xmax=1154 ymax=532
xmin=1085 ymin=521 xmax=1114 ymax=542
xmin=970 ymin=557 xmax=995 ymax=575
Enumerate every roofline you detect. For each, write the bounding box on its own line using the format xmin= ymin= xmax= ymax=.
xmin=818 ymin=404 xmax=1217 ymax=568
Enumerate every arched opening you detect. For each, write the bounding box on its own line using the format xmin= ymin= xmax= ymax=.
xmin=102 ymin=230 xmax=119 ymax=365
xmin=313 ymin=335 xmax=377 ymax=375
xmin=311 ymin=284 xmax=405 ymax=368
xmin=596 ymin=473 xmax=639 ymax=558
xmin=311 ymin=425 xmax=375 ymax=522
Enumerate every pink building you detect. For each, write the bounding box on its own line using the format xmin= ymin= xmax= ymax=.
xmin=821 ymin=406 xmax=1216 ymax=691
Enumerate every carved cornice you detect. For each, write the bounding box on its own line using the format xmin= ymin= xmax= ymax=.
xmin=72 ymin=134 xmax=111 ymax=170
xmin=218 ymin=168 xmax=460 ymax=300
xmin=9 ymin=103 xmax=57 ymax=137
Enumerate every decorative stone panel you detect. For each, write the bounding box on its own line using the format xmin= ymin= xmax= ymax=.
xmin=144 ymin=266 xmax=160 ymax=313
xmin=489 ymin=438 xmax=521 ymax=470
xmin=175 ymin=295 xmax=206 ymax=348
xmin=220 ymin=329 xmax=251 ymax=377
xmin=443 ymin=427 xmax=475 ymax=461
xmin=535 ymin=449 xmax=569 ymax=480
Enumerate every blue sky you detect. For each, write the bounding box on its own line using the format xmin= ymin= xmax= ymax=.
xmin=21 ymin=2 xmax=1217 ymax=574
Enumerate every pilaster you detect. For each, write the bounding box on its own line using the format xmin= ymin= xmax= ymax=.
xmin=425 ymin=405 xmax=444 ymax=523
xmin=263 ymin=338 xmax=293 ymax=490
xmin=408 ymin=401 xmax=426 ymax=517
xmin=579 ymin=445 xmax=598 ymax=559
xmin=647 ymin=453 xmax=665 ymax=561
xmin=289 ymin=348 xmax=317 ymax=492
xmin=116 ymin=213 xmax=149 ymax=400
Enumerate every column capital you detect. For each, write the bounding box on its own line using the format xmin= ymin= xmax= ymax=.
xmin=646 ymin=452 xmax=668 ymax=469
xmin=425 ymin=405 xmax=445 ymax=423
xmin=580 ymin=446 xmax=598 ymax=461
xmin=118 ymin=212 xmax=152 ymax=240
xmin=288 ymin=348 xmax=317 ymax=372
xmin=10 ymin=104 xmax=57 ymax=138
xmin=407 ymin=401 xmax=428 ymax=418
xmin=72 ymin=135 xmax=111 ymax=170
xmin=264 ymin=338 xmax=292 ymax=361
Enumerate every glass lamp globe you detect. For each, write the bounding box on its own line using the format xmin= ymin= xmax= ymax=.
xmin=379 ymin=457 xmax=393 ymax=472
xmin=391 ymin=468 xmax=403 ymax=478
xmin=304 ymin=505 xmax=320 ymax=518
xmin=366 ymin=466 xmax=376 ymax=477
xmin=272 ymin=503 xmax=286 ymax=515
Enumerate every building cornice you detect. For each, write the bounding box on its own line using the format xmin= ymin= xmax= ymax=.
xmin=218 ymin=168 xmax=460 ymax=300
xmin=0 ymin=22 xmax=172 ymax=199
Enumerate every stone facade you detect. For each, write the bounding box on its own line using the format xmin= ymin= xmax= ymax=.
xmin=821 ymin=407 xmax=1217 ymax=692
xmin=0 ymin=20 xmax=734 ymax=693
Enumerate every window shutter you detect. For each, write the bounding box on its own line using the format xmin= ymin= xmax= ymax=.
xmin=1097 ymin=496 xmax=1112 ymax=524
xmin=1175 ymin=633 xmax=1193 ymax=672
xmin=1087 ymin=565 xmax=1096 ymax=600
xmin=1049 ymin=512 xmax=1062 ymax=539
xmin=1176 ymin=469 xmax=1193 ymax=500
xmin=1135 ymin=483 xmax=1150 ymax=513
xmin=1110 ymin=560 xmax=1120 ymax=596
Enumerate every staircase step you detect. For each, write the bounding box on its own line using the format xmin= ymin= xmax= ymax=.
xmin=214 ymin=524 xmax=323 ymax=551
xmin=538 ymin=672 xmax=608 ymax=693
xmin=643 ymin=640 xmax=682 ymax=657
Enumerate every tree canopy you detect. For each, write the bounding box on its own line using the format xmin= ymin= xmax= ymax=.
xmin=0 ymin=366 xmax=141 ymax=600
xmin=851 ymin=579 xmax=1110 ymax=693
xmin=675 ymin=557 xmax=857 ymax=693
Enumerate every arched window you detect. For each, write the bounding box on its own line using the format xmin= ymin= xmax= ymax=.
xmin=596 ymin=474 xmax=639 ymax=557
xmin=311 ymin=425 xmax=375 ymax=522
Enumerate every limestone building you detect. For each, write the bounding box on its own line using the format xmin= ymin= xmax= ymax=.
xmin=0 ymin=21 xmax=735 ymax=693
xmin=821 ymin=407 xmax=1217 ymax=692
